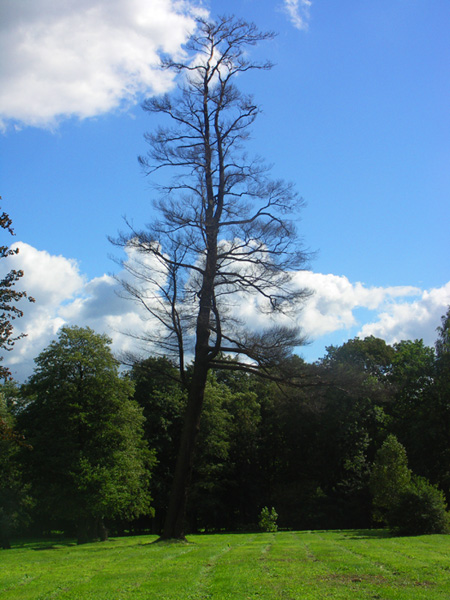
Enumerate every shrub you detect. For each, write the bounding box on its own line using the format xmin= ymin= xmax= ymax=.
xmin=258 ymin=506 xmax=278 ymax=532
xmin=370 ymin=435 xmax=411 ymax=524
xmin=388 ymin=476 xmax=450 ymax=536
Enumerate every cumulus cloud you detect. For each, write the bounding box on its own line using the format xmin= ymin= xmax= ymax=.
xmin=358 ymin=281 xmax=450 ymax=346
xmin=1 ymin=243 xmax=449 ymax=381
xmin=281 ymin=0 xmax=312 ymax=31
xmin=0 ymin=0 xmax=206 ymax=129
xmin=0 ymin=243 xmax=136 ymax=380
xmin=291 ymin=271 xmax=422 ymax=338
xmin=0 ymin=241 xmax=182 ymax=380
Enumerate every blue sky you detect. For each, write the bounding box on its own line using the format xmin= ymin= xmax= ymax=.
xmin=1 ymin=0 xmax=449 ymax=380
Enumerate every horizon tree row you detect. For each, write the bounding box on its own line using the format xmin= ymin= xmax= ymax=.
xmin=1 ymin=307 xmax=449 ymax=546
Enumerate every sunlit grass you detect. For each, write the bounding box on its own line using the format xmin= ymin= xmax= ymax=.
xmin=2 ymin=530 xmax=450 ymax=599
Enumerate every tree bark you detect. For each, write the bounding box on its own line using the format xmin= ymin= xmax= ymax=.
xmin=161 ymin=238 xmax=217 ymax=539
xmin=77 ymin=517 xmax=91 ymax=545
xmin=98 ymin=518 xmax=109 ymax=542
xmin=160 ymin=361 xmax=209 ymax=539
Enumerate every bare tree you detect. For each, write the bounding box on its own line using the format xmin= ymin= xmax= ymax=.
xmin=113 ymin=16 xmax=311 ymax=539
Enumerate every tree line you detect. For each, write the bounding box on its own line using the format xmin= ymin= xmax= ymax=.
xmin=1 ymin=307 xmax=449 ymax=548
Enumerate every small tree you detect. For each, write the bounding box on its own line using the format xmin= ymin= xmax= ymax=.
xmin=370 ymin=434 xmax=411 ymax=524
xmin=113 ymin=15 xmax=310 ymax=540
xmin=20 ymin=326 xmax=154 ymax=544
xmin=259 ymin=506 xmax=278 ymax=532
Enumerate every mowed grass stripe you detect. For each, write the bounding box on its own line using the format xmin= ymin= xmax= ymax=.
xmin=305 ymin=530 xmax=406 ymax=581
xmin=312 ymin=531 xmax=450 ymax=598
xmin=253 ymin=531 xmax=391 ymax=599
xmin=203 ymin=533 xmax=277 ymax=598
xmin=1 ymin=537 xmax=217 ymax=600
xmin=337 ymin=532 xmax=450 ymax=587
xmin=2 ymin=531 xmax=450 ymax=599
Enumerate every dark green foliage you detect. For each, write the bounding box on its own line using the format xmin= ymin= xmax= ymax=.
xmin=433 ymin=307 xmax=450 ymax=493
xmin=370 ymin=434 xmax=412 ymax=524
xmin=187 ymin=379 xmax=233 ymax=531
xmin=130 ymin=318 xmax=450 ymax=535
xmin=0 ymin=383 xmax=32 ymax=549
xmin=370 ymin=434 xmax=450 ymax=536
xmin=131 ymin=361 xmax=263 ymax=533
xmin=4 ymin=308 xmax=450 ymax=540
xmin=388 ymin=476 xmax=450 ymax=535
xmin=436 ymin=307 xmax=450 ymax=359
xmin=388 ymin=335 xmax=450 ymax=496
xmin=323 ymin=336 xmax=395 ymax=379
xmin=388 ymin=341 xmax=437 ymax=473
xmin=19 ymin=326 xmax=154 ymax=543
xmin=130 ymin=357 xmax=185 ymax=533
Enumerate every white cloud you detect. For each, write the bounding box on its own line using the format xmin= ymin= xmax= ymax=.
xmin=282 ymin=0 xmax=312 ymax=31
xmin=0 ymin=243 xmax=86 ymax=379
xmin=0 ymin=242 xmax=179 ymax=380
xmin=292 ymin=271 xmax=421 ymax=338
xmin=1 ymin=244 xmax=449 ymax=381
xmin=0 ymin=0 xmax=206 ymax=129
xmin=358 ymin=282 xmax=450 ymax=346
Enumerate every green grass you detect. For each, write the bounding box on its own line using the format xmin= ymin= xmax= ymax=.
xmin=2 ymin=530 xmax=450 ymax=599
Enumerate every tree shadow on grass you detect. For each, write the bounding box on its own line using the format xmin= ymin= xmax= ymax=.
xmin=13 ymin=539 xmax=78 ymax=551
xmin=23 ymin=537 xmax=123 ymax=551
xmin=339 ymin=529 xmax=393 ymax=540
xmin=32 ymin=543 xmax=77 ymax=550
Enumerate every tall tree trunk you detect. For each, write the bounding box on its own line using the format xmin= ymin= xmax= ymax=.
xmin=161 ymin=362 xmax=209 ymax=539
xmin=98 ymin=518 xmax=109 ymax=541
xmin=0 ymin=515 xmax=12 ymax=549
xmin=161 ymin=213 xmax=217 ymax=540
xmin=77 ymin=517 xmax=91 ymax=545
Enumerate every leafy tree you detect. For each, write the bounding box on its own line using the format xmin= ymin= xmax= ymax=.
xmin=381 ymin=331 xmax=450 ymax=497
xmin=287 ymin=341 xmax=392 ymax=528
xmin=431 ymin=307 xmax=450 ymax=493
xmin=388 ymin=340 xmax=438 ymax=480
xmin=188 ymin=377 xmax=233 ymax=532
xmin=0 ymin=383 xmax=32 ymax=549
xmin=20 ymin=326 xmax=154 ymax=544
xmin=323 ymin=336 xmax=395 ymax=380
xmin=113 ymin=16 xmax=310 ymax=539
xmin=262 ymin=374 xmax=384 ymax=529
xmin=131 ymin=359 xmax=251 ymax=533
xmin=130 ymin=357 xmax=186 ymax=533
xmin=370 ymin=434 xmax=411 ymax=524
xmin=0 ymin=200 xmax=34 ymax=382
xmin=219 ymin=374 xmax=263 ymax=529
xmin=436 ymin=306 xmax=450 ymax=359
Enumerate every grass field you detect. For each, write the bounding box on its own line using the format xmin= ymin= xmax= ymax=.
xmin=2 ymin=530 xmax=450 ymax=599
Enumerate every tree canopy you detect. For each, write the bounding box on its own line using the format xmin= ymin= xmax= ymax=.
xmin=20 ymin=326 xmax=154 ymax=544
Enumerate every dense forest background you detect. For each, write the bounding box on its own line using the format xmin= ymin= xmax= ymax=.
xmin=1 ymin=306 xmax=449 ymax=547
